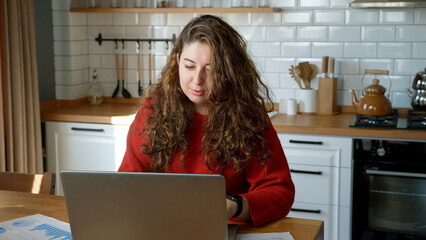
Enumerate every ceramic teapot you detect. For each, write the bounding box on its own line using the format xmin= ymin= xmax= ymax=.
xmin=351 ymin=70 xmax=392 ymax=116
xmin=407 ymin=68 xmax=426 ymax=110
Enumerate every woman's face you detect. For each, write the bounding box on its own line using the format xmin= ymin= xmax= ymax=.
xmin=177 ymin=41 xmax=212 ymax=115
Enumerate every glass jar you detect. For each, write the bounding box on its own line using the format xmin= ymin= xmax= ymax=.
xmin=202 ymin=0 xmax=213 ymax=7
xmin=231 ymin=0 xmax=243 ymax=7
xmin=176 ymin=0 xmax=184 ymax=7
xmin=87 ymin=70 xmax=104 ymax=105
xmin=157 ymin=0 xmax=168 ymax=7
xmin=135 ymin=0 xmax=146 ymax=7
xmin=258 ymin=0 xmax=270 ymax=7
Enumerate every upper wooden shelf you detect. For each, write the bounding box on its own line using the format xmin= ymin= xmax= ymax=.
xmin=70 ymin=7 xmax=280 ymax=13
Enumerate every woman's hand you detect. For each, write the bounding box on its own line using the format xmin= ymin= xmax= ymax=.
xmin=226 ymin=198 xmax=238 ymax=219
xmin=226 ymin=196 xmax=251 ymax=220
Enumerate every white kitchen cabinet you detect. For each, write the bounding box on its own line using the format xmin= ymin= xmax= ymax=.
xmin=46 ymin=121 xmax=130 ymax=195
xmin=278 ymin=133 xmax=352 ymax=240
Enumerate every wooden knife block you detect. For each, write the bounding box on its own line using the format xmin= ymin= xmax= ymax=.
xmin=316 ymin=77 xmax=338 ymax=115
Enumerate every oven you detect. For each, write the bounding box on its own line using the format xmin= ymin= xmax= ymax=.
xmin=352 ymin=138 xmax=426 ymax=239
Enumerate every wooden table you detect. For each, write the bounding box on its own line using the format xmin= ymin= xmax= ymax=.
xmin=0 ymin=190 xmax=324 ymax=240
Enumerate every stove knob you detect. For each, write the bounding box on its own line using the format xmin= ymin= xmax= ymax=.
xmin=377 ymin=147 xmax=386 ymax=157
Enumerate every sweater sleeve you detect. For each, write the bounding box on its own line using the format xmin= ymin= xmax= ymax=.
xmin=118 ymin=104 xmax=151 ymax=172
xmin=239 ymin=120 xmax=295 ymax=227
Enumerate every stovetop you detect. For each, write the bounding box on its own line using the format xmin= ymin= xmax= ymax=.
xmin=349 ymin=110 xmax=426 ymax=130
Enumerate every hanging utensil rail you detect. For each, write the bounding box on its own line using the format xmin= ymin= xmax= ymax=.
xmin=95 ymin=33 xmax=177 ymax=48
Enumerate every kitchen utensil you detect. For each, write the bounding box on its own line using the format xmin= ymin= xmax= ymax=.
xmin=351 ymin=70 xmax=392 ymax=116
xmin=121 ymin=54 xmax=132 ymax=98
xmin=298 ymin=62 xmax=311 ymax=89
xmin=149 ymin=47 xmax=152 ymax=86
xmin=138 ymin=52 xmax=143 ymax=96
xmin=112 ymin=54 xmax=120 ymax=98
xmin=329 ymin=58 xmax=335 ymax=78
xmin=321 ymin=56 xmax=329 ymax=78
xmin=298 ymin=89 xmax=317 ymax=114
xmin=407 ymin=68 xmax=426 ymax=110
xmin=309 ymin=64 xmax=317 ymax=82
xmin=289 ymin=65 xmax=303 ymax=89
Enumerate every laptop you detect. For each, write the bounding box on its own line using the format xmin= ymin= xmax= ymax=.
xmin=60 ymin=170 xmax=238 ymax=240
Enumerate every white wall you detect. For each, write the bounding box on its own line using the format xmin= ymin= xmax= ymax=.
xmin=51 ymin=0 xmax=426 ymax=108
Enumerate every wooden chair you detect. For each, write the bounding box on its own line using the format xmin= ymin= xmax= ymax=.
xmin=0 ymin=172 xmax=55 ymax=194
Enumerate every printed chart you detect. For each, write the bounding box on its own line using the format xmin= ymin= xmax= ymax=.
xmin=0 ymin=214 xmax=72 ymax=240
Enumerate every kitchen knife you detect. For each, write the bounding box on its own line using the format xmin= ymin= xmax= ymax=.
xmin=329 ymin=58 xmax=335 ymax=78
xmin=321 ymin=56 xmax=329 ymax=78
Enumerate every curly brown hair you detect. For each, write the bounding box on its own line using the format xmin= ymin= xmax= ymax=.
xmin=140 ymin=15 xmax=274 ymax=172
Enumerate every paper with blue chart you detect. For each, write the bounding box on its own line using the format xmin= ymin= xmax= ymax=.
xmin=0 ymin=214 xmax=72 ymax=240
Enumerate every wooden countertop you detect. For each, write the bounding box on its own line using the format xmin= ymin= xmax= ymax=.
xmin=40 ymin=98 xmax=426 ymax=141
xmin=0 ymin=190 xmax=324 ymax=240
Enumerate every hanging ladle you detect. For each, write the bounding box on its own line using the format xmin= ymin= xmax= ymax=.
xmin=121 ymin=53 xmax=132 ymax=98
xmin=111 ymin=52 xmax=120 ymax=98
xmin=137 ymin=41 xmax=143 ymax=96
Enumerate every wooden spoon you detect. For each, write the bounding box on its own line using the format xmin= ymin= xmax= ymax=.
xmin=298 ymin=62 xmax=311 ymax=89
xmin=289 ymin=65 xmax=303 ymax=89
xmin=309 ymin=64 xmax=317 ymax=85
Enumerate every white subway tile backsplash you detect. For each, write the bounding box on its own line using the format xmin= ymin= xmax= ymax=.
xmin=263 ymin=73 xmax=281 ymax=88
xmin=346 ymin=9 xmax=379 ymax=25
xmin=361 ymin=26 xmax=395 ymax=42
xmin=88 ymin=13 xmax=113 ymax=26
xmin=139 ymin=13 xmax=166 ymax=25
xmin=98 ymin=26 xmax=127 ymax=38
xmin=397 ymin=26 xmax=426 ymax=41
xmin=281 ymin=42 xmax=311 ymax=57
xmin=52 ymin=12 xmax=87 ymax=26
xmin=55 ymin=84 xmax=88 ymax=100
xmin=360 ymin=59 xmax=393 ymax=74
xmin=378 ymin=42 xmax=411 ymax=58
xmin=54 ymin=55 xmax=89 ymax=71
xmin=335 ymin=58 xmax=360 ymax=75
xmin=126 ymin=26 xmax=151 ymax=38
xmin=391 ymin=92 xmax=411 ymax=108
xmin=282 ymin=11 xmax=312 ymax=25
xmin=252 ymin=57 xmax=266 ymax=72
xmin=166 ymin=13 xmax=194 ymax=26
xmin=415 ymin=8 xmax=426 ymax=24
xmin=275 ymin=0 xmax=297 ymax=8
xmin=52 ymin=0 xmax=70 ymax=10
xmin=341 ymin=75 xmax=363 ymax=90
xmin=312 ymin=42 xmax=344 ymax=58
xmin=252 ymin=13 xmax=281 ymax=25
xmin=54 ymin=40 xmax=88 ymax=56
xmin=297 ymin=26 xmax=327 ymax=41
xmin=88 ymin=40 xmax=114 ymax=55
xmin=395 ymin=59 xmax=426 ymax=75
xmin=151 ymin=26 xmax=181 ymax=39
xmin=266 ymin=26 xmax=296 ymax=41
xmin=280 ymin=74 xmax=301 ymax=89
xmin=236 ymin=26 xmax=266 ymax=41
xmin=344 ymin=42 xmax=377 ymax=58
xmin=413 ymin=42 xmax=426 ymax=58
xmin=53 ymin=26 xmax=88 ymax=41
xmin=55 ymin=70 xmax=89 ymax=85
xmin=265 ymin=58 xmax=296 ymax=73
xmin=222 ymin=13 xmax=251 ymax=26
xmin=250 ymin=42 xmax=281 ymax=57
xmin=270 ymin=88 xmax=296 ymax=102
xmin=380 ymin=9 xmax=414 ymax=25
xmin=112 ymin=13 xmax=139 ymax=26
xmin=89 ymin=55 xmax=101 ymax=68
xmin=389 ymin=75 xmax=411 ymax=91
xmin=314 ymin=10 xmax=345 ymax=25
xmin=338 ymin=89 xmax=354 ymax=106
xmin=330 ymin=0 xmax=352 ymax=8
xmin=329 ymin=26 xmax=361 ymax=42
xmin=299 ymin=0 xmax=328 ymax=8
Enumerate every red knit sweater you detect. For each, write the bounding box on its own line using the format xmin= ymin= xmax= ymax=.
xmin=118 ymin=105 xmax=295 ymax=227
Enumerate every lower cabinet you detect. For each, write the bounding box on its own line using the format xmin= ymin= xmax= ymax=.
xmin=278 ymin=133 xmax=352 ymax=240
xmin=46 ymin=121 xmax=130 ymax=195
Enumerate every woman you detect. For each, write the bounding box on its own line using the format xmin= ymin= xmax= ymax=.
xmin=119 ymin=15 xmax=294 ymax=227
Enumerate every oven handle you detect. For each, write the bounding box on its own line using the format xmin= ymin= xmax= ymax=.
xmin=366 ymin=169 xmax=426 ymax=178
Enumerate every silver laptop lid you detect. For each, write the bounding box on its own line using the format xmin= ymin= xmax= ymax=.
xmin=61 ymin=171 xmax=228 ymax=240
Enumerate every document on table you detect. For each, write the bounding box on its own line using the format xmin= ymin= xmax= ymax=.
xmin=237 ymin=232 xmax=294 ymax=240
xmin=0 ymin=214 xmax=71 ymax=240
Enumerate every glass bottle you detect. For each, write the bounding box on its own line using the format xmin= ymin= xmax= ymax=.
xmin=88 ymin=70 xmax=104 ymax=105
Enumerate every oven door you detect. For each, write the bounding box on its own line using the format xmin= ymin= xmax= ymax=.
xmin=366 ymin=169 xmax=426 ymax=237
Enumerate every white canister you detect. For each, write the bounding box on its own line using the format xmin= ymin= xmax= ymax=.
xmin=287 ymin=99 xmax=297 ymax=115
xmin=279 ymin=98 xmax=287 ymax=114
xmin=298 ymin=89 xmax=317 ymax=113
